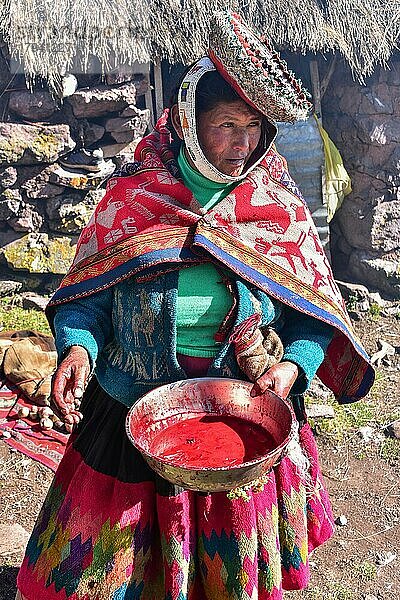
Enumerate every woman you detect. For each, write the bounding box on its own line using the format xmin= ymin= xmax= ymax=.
xmin=17 ymin=11 xmax=374 ymax=600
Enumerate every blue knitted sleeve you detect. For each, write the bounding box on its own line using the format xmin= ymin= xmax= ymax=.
xmin=280 ymin=306 xmax=334 ymax=394
xmin=53 ymin=287 xmax=113 ymax=367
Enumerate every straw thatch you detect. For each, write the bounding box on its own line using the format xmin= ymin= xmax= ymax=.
xmin=0 ymin=0 xmax=399 ymax=89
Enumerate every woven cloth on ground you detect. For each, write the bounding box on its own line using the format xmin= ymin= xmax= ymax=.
xmin=0 ymin=331 xmax=66 ymax=470
xmin=48 ymin=110 xmax=374 ymax=404
xmin=0 ymin=380 xmax=68 ymax=471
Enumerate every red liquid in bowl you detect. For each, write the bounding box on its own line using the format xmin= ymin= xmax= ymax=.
xmin=148 ymin=414 xmax=275 ymax=468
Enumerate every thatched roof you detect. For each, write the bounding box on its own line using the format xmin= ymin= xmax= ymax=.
xmin=0 ymin=0 xmax=399 ymax=89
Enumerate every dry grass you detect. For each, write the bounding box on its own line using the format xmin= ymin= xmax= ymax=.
xmin=0 ymin=0 xmax=398 ymax=90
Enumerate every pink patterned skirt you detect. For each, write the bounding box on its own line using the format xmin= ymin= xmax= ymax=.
xmin=17 ymin=380 xmax=335 ymax=599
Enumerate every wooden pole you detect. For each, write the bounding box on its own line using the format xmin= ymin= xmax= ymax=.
xmin=309 ymin=60 xmax=322 ymax=122
xmin=310 ymin=59 xmax=328 ymax=257
xmin=320 ymin=55 xmax=338 ymax=100
xmin=153 ymin=60 xmax=164 ymax=121
xmin=144 ymin=62 xmax=154 ymax=128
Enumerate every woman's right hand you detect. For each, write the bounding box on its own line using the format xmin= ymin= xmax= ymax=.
xmin=51 ymin=345 xmax=90 ymax=432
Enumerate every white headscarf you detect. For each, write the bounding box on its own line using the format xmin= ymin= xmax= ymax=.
xmin=177 ymin=57 xmax=277 ymax=184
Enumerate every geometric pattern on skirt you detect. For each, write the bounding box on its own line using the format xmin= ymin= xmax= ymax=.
xmin=17 ymin=389 xmax=335 ymax=600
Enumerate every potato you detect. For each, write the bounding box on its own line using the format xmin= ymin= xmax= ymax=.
xmin=40 ymin=417 xmax=54 ymax=430
xmin=39 ymin=407 xmax=54 ymax=419
xmin=18 ymin=406 xmax=30 ymax=418
xmin=29 ymin=409 xmax=39 ymax=421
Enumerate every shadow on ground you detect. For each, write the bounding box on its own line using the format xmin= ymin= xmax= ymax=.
xmin=0 ymin=565 xmax=17 ymax=600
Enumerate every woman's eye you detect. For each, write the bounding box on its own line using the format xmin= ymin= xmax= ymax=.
xmin=219 ymin=121 xmax=261 ymax=129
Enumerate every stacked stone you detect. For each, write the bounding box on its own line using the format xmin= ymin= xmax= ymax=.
xmin=0 ymin=72 xmax=150 ymax=295
xmin=323 ymin=58 xmax=400 ymax=298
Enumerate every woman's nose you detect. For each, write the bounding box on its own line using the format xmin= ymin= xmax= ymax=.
xmin=232 ymin=128 xmax=249 ymax=150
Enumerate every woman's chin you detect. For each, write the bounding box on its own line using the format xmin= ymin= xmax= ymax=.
xmin=222 ymin=165 xmax=245 ymax=177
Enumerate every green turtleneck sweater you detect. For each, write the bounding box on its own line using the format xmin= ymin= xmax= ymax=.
xmin=176 ymin=147 xmax=234 ymax=357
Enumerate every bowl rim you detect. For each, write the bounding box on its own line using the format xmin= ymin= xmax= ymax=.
xmin=125 ymin=377 xmax=296 ymax=473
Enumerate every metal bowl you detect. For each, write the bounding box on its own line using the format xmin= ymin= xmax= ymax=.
xmin=125 ymin=377 xmax=295 ymax=492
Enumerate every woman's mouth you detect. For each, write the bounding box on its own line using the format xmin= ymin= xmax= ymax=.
xmin=219 ymin=157 xmax=249 ymax=176
xmin=226 ymin=158 xmax=245 ymax=166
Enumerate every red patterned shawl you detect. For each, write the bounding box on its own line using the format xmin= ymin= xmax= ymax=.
xmin=49 ymin=111 xmax=374 ymax=403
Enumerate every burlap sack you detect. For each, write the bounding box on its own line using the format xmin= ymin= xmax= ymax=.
xmin=2 ymin=330 xmax=57 ymax=406
xmin=0 ymin=338 xmax=14 ymax=369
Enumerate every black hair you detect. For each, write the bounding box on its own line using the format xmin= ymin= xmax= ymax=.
xmin=196 ymin=71 xmax=243 ymax=115
xmin=168 ymin=69 xmax=243 ymax=117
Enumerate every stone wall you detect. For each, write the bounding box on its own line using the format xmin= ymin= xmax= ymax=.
xmin=2 ymin=56 xmax=400 ymax=300
xmin=323 ymin=57 xmax=400 ymax=298
xmin=0 ymin=69 xmax=150 ymax=296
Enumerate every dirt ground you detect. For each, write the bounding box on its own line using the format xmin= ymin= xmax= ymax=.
xmin=0 ymin=311 xmax=399 ymax=600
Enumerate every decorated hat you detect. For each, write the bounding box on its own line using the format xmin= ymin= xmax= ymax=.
xmin=208 ymin=11 xmax=312 ymax=123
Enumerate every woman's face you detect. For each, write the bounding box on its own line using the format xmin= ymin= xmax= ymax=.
xmin=196 ymin=100 xmax=262 ymax=177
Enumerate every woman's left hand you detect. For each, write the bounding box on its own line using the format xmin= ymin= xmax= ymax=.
xmin=250 ymin=361 xmax=299 ymax=399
